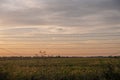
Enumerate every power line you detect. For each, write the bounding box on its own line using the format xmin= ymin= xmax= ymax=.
xmin=1 ymin=47 xmax=119 ymax=49
xmin=0 ymin=43 xmax=120 ymax=45
xmin=0 ymin=34 xmax=119 ymax=38
xmin=0 ymin=39 xmax=120 ymax=41
xmin=0 ymin=48 xmax=17 ymax=55
xmin=109 ymin=51 xmax=120 ymax=56
xmin=0 ymin=32 xmax=120 ymax=35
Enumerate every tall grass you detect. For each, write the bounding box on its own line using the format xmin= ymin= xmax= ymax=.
xmin=0 ymin=57 xmax=120 ymax=80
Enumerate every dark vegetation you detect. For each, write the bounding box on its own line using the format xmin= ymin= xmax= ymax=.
xmin=0 ymin=57 xmax=120 ymax=80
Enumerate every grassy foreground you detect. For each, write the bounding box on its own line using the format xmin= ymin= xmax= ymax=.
xmin=0 ymin=57 xmax=120 ymax=80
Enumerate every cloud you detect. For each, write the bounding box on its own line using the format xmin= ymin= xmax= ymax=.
xmin=0 ymin=27 xmax=39 ymax=35
xmin=0 ymin=0 xmax=120 ymax=35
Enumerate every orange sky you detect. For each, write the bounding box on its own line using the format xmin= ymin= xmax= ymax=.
xmin=0 ymin=0 xmax=120 ymax=56
xmin=0 ymin=37 xmax=120 ymax=56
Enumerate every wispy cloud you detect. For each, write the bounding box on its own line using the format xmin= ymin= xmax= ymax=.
xmin=0 ymin=0 xmax=120 ymax=56
xmin=0 ymin=0 xmax=120 ymax=33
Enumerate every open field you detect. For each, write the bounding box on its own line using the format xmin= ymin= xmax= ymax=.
xmin=0 ymin=57 xmax=120 ymax=80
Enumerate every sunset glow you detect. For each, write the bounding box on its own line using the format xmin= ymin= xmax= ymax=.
xmin=0 ymin=0 xmax=120 ymax=56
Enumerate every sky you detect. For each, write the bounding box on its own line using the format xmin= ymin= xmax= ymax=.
xmin=0 ymin=0 xmax=120 ymax=56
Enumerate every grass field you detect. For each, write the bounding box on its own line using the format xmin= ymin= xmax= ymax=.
xmin=0 ymin=57 xmax=120 ymax=80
